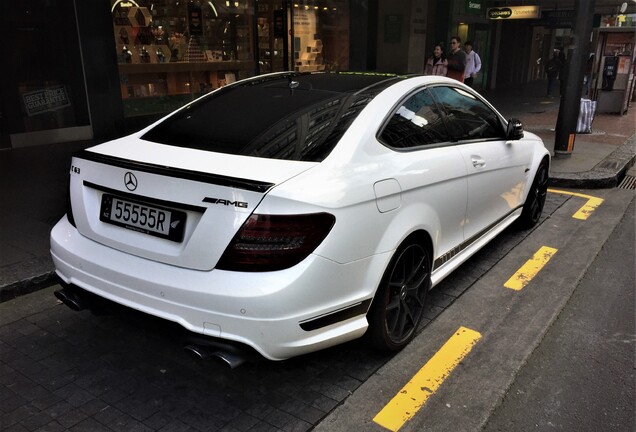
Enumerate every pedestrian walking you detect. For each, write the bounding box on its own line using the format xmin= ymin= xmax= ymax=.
xmin=583 ymin=54 xmax=595 ymax=96
xmin=446 ymin=36 xmax=466 ymax=82
xmin=424 ymin=43 xmax=448 ymax=76
xmin=463 ymin=41 xmax=481 ymax=87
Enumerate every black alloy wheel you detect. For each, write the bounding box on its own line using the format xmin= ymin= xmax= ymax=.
xmin=368 ymin=241 xmax=431 ymax=351
xmin=518 ymin=160 xmax=549 ymax=229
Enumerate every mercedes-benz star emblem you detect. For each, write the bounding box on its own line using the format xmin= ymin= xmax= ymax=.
xmin=124 ymin=172 xmax=138 ymax=191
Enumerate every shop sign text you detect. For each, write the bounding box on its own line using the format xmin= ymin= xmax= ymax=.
xmin=22 ymin=86 xmax=71 ymax=117
xmin=487 ymin=6 xmax=540 ymax=20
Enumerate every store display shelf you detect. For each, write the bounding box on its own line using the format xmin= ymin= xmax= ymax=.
xmin=118 ymin=60 xmax=256 ymax=74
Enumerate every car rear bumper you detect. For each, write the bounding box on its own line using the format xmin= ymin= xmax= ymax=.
xmin=50 ymin=217 xmax=389 ymax=360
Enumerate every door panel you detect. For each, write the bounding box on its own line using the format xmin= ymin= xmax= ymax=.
xmin=429 ymin=85 xmax=531 ymax=241
xmin=458 ymin=140 xmax=532 ymax=241
xmin=378 ymin=87 xmax=468 ymax=260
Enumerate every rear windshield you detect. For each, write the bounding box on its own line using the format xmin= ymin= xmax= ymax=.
xmin=141 ymin=73 xmax=403 ymax=162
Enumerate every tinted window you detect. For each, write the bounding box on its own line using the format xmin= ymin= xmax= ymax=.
xmin=429 ymin=86 xmax=505 ymax=141
xmin=141 ymin=73 xmax=402 ymax=162
xmin=380 ymin=88 xmax=450 ymax=149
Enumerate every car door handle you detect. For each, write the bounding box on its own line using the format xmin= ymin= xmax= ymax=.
xmin=472 ymin=158 xmax=486 ymax=167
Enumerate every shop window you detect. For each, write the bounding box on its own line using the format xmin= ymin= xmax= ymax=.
xmin=1 ymin=0 xmax=91 ymax=147
xmin=292 ymin=1 xmax=350 ymax=72
xmin=111 ymin=0 xmax=256 ymax=118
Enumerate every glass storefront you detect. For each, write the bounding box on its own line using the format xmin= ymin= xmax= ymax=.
xmin=1 ymin=0 xmax=91 ymax=148
xmin=111 ymin=0 xmax=257 ymax=118
xmin=110 ymin=0 xmax=351 ymax=120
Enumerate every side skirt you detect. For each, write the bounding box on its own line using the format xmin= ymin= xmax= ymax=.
xmin=430 ymin=207 xmax=523 ymax=287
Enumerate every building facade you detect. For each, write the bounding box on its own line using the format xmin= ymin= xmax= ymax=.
xmin=1 ymin=0 xmax=633 ymax=149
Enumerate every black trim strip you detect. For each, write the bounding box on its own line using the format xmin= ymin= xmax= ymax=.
xmin=84 ymin=181 xmax=207 ymax=213
xmin=299 ymin=299 xmax=372 ymax=332
xmin=75 ymin=150 xmax=275 ymax=193
xmin=433 ymin=206 xmax=523 ymax=270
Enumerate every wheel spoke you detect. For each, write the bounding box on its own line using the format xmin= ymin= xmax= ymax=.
xmin=401 ymin=299 xmax=414 ymax=323
xmin=387 ymin=311 xmax=398 ymax=334
xmin=394 ymin=301 xmax=410 ymax=337
xmin=386 ymin=296 xmax=400 ymax=312
xmin=405 ymin=255 xmax=426 ymax=287
xmin=406 ymin=286 xmax=426 ymax=307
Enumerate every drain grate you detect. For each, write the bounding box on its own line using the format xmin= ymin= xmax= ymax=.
xmin=618 ymin=175 xmax=636 ymax=189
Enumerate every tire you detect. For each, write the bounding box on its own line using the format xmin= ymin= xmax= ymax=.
xmin=517 ymin=159 xmax=549 ymax=229
xmin=367 ymin=240 xmax=431 ymax=351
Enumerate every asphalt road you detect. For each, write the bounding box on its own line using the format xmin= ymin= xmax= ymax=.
xmin=1 ymin=188 xmax=633 ymax=432
xmin=483 ymin=197 xmax=635 ymax=431
xmin=316 ymin=187 xmax=635 ymax=432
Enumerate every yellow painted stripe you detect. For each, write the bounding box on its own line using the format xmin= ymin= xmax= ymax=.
xmin=547 ymin=189 xmax=604 ymax=220
xmin=504 ymin=246 xmax=558 ymax=291
xmin=373 ymin=327 xmax=482 ymax=431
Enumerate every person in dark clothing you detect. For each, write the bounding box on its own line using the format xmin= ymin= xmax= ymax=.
xmin=446 ymin=36 xmax=466 ymax=82
xmin=583 ymin=54 xmax=595 ymax=96
xmin=546 ymin=49 xmax=562 ymax=96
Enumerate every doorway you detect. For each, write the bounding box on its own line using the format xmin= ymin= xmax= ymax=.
xmin=256 ymin=0 xmax=290 ymax=73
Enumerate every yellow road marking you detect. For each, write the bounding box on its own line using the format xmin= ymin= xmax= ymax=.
xmin=547 ymin=189 xmax=604 ymax=220
xmin=373 ymin=327 xmax=482 ymax=431
xmin=504 ymin=246 xmax=558 ymax=291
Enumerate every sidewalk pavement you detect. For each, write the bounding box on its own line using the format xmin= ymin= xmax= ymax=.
xmin=1 ymin=80 xmax=635 ymax=303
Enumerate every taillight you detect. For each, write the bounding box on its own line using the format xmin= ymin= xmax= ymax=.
xmin=216 ymin=213 xmax=335 ymax=272
xmin=66 ymin=176 xmax=76 ymax=227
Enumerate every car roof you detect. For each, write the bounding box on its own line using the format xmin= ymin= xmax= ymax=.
xmin=238 ymin=71 xmax=409 ymax=93
xmin=141 ymin=72 xmax=411 ymax=162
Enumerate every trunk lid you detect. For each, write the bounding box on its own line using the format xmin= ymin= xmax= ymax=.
xmin=68 ymin=137 xmax=315 ymax=270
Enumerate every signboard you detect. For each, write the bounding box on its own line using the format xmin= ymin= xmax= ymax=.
xmin=487 ymin=6 xmax=540 ymax=20
xmin=22 ymin=86 xmax=71 ymax=117
xmin=466 ymin=0 xmax=482 ymax=15
xmin=535 ymin=10 xmax=574 ymax=28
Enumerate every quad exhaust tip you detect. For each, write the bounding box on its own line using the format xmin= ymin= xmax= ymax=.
xmin=184 ymin=344 xmax=246 ymax=369
xmin=54 ymin=289 xmax=85 ymax=312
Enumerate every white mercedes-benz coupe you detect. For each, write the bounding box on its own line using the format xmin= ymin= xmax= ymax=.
xmin=51 ymin=72 xmax=550 ymax=362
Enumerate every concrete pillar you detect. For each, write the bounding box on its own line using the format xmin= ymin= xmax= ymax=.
xmin=554 ymin=0 xmax=596 ymax=155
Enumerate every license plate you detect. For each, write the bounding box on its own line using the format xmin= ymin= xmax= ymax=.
xmin=99 ymin=194 xmax=186 ymax=242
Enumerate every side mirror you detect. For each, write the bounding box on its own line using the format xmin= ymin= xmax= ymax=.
xmin=506 ymin=118 xmax=524 ymax=140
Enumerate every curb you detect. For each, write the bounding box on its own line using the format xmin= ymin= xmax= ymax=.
xmin=0 ymin=270 xmax=56 ymax=303
xmin=548 ymin=134 xmax=636 ymax=189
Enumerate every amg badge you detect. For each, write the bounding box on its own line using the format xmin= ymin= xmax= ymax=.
xmin=204 ymin=197 xmax=248 ymax=208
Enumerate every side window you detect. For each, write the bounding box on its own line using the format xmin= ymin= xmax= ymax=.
xmin=380 ymin=88 xmax=450 ymax=149
xmin=429 ymin=86 xmax=505 ymax=142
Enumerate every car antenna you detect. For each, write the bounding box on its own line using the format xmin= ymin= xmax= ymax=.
xmin=288 ymin=76 xmax=299 ymax=94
